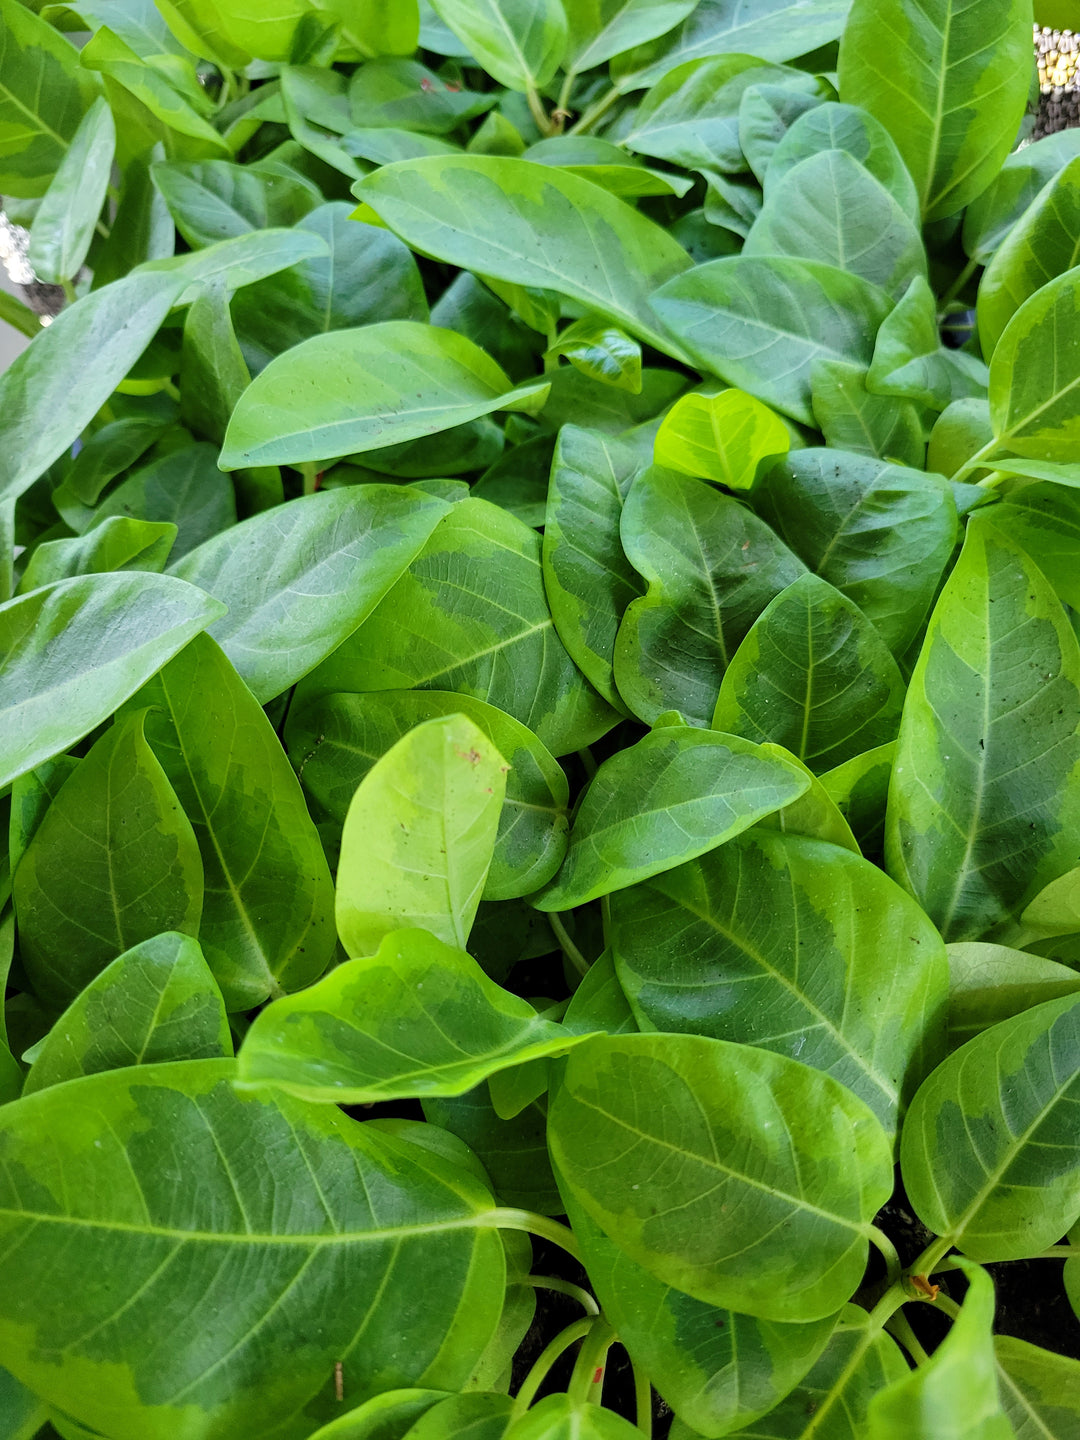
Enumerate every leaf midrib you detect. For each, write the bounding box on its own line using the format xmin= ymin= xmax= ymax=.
xmin=0 ymin=1206 xmax=486 ymax=1245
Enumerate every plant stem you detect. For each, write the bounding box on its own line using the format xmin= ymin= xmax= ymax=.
xmin=550 ymin=912 xmax=590 ymax=979
xmin=526 ymin=84 xmax=554 ymax=137
xmin=568 ymin=1318 xmax=617 ymax=1404
xmin=569 ymin=85 xmax=621 ymax=136
xmin=935 ymin=1244 xmax=1075 ymax=1269
xmin=298 ymin=461 xmax=321 ymax=495
xmin=576 ymin=746 xmax=598 ymax=780
xmin=523 ymin=1275 xmax=600 ymax=1316
xmin=485 ymin=1207 xmax=584 ymax=1261
xmin=633 ymin=1364 xmax=653 ymax=1438
xmin=557 ymin=70 xmax=576 ymax=117
xmin=512 ymin=1317 xmax=595 ymax=1418
xmin=868 ymin=1225 xmax=902 ymax=1287
xmin=885 ymin=1310 xmax=930 ymax=1365
xmin=938 ymin=256 xmax=979 ymax=313
xmin=949 ymin=436 xmax=1003 ymax=484
xmin=935 ymin=1293 xmax=961 ymax=1320
xmin=61 ymin=279 xmax=78 ymax=306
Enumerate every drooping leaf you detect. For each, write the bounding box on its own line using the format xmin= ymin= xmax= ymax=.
xmin=427 ymin=0 xmax=567 ymax=90
xmin=653 ymin=387 xmax=790 ymax=490
xmin=549 ymin=1032 xmax=893 ymax=1322
xmin=23 ymin=931 xmax=231 ymax=1094
xmin=989 ymin=267 xmax=1080 ymax=462
xmin=26 ymin=95 xmax=115 ymax=283
xmin=545 ymin=317 xmax=642 ymax=395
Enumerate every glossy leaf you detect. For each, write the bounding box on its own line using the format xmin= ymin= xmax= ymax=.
xmin=238 ymin=927 xmax=587 ymax=1103
xmin=335 ymin=714 xmax=506 ymax=957
xmin=13 ymin=712 xmax=203 ymax=1007
xmin=348 ymin=57 xmax=496 ymax=133
xmin=885 ymin=516 xmax=1080 ymax=940
xmin=26 ymin=95 xmax=115 ymax=284
xmin=406 ymin=1393 xmax=514 ymax=1440
xmin=989 ymin=267 xmax=1080 ymax=462
xmin=766 ymin=102 xmax=920 ymax=215
xmin=837 ymin=0 xmax=1032 ymax=221
xmin=757 ymin=743 xmax=862 ymax=854
xmin=305 ymin=1390 xmax=452 ymax=1440
xmin=535 ymin=726 xmax=809 ymax=909
xmin=549 ymin=1032 xmax=893 ymax=1321
xmin=614 ymin=470 xmax=806 ymax=726
xmin=993 ymin=482 xmax=1080 ymax=612
xmin=427 ymin=0 xmax=567 ymax=90
xmin=23 ymin=931 xmax=231 ymax=1095
xmin=295 ymin=497 xmax=617 ymax=758
xmin=653 ymin=387 xmax=790 ymax=490
xmin=994 ymin=1335 xmax=1080 ymax=1438
xmin=171 ymin=484 xmax=450 ymax=703
xmin=17 ymin=516 xmax=177 ymax=594
xmin=810 ymin=358 xmax=927 ymax=468
xmin=564 ymin=0 xmax=698 ymax=74
xmin=358 ymin=156 xmax=693 ymax=357
xmin=545 ymin=318 xmax=642 ymax=395
xmin=652 ymin=255 xmax=893 ymax=426
xmin=0 ymin=1061 xmax=505 ymax=1440
xmin=611 ymin=828 xmax=947 ymax=1137
xmin=713 ymin=572 xmax=906 ymax=773
xmin=819 ymin=741 xmax=894 ymax=855
xmin=151 ymin=158 xmax=319 ymax=249
xmin=92 ymin=444 xmax=236 ymax=563
xmin=0 ymin=572 xmax=224 ymax=792
xmin=963 ymin=129 xmax=1080 ymax=265
xmin=868 ymin=275 xmax=989 ymax=412
xmin=947 ymin=942 xmax=1080 ymax=1050
xmin=143 ymin=227 xmax=330 ymax=302
xmin=738 ymin=82 xmax=826 ymax=185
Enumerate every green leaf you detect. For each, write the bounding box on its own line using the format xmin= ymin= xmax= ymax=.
xmin=820 ymin=741 xmax=895 ymax=855
xmin=810 ymin=358 xmax=927 ymax=468
xmin=23 ymin=931 xmax=231 ymax=1094
xmin=885 ymin=516 xmax=1080 ymax=941
xmin=993 ymin=482 xmax=1080 ymax=611
xmin=543 ymin=364 xmax=687 ymax=433
xmin=348 ymin=57 xmax=497 ymax=133
xmin=304 ymin=1390 xmax=452 ymax=1440
xmin=13 ymin=712 xmax=204 ymax=1007
xmin=738 ymin=82 xmax=826 ymax=185
xmin=963 ymin=129 xmax=1080 ymax=265
xmin=294 ymin=497 xmax=617 ymax=758
xmin=524 ymin=135 xmax=694 ymax=200
xmin=837 ymin=0 xmax=1032 ymax=221
xmin=754 ymin=447 xmax=958 ymax=657
xmin=0 ymin=1061 xmax=505 ymax=1439
xmin=143 ymin=226 xmax=330 ymax=301
xmin=713 ymin=572 xmax=906 ymax=772
xmin=0 ymin=571 xmax=224 ymax=792
xmin=127 ymin=633 xmax=336 ymax=1009
xmin=238 ymin=928 xmax=587 ymax=1104
xmin=171 ymin=484 xmax=450 ymax=703
xmin=653 ymin=387 xmax=790 ymax=490
xmin=178 ymin=275 xmax=254 ymax=451
xmin=153 ymin=0 xmax=310 ymax=63
xmin=868 ymin=275 xmax=989 ymax=412
xmin=757 ymin=742 xmax=862 ymax=853
xmin=534 ymin=726 xmax=809 ymax=910
xmin=17 ymin=517 xmax=177 ymax=594
xmin=505 ymin=1395 xmax=640 ymax=1440
xmin=286 ymin=690 xmax=569 ymax=902
xmin=545 ymin=318 xmax=642 ymax=395
xmin=151 ymin=158 xmax=319 ymax=249
xmin=9 ymin=756 xmax=80 ymax=877
xmin=652 ymin=255 xmax=893 ymax=426
xmin=91 ymin=443 xmax=236 ymax=563
xmin=766 ymin=102 xmax=920 ymax=215
xmin=26 ymin=95 xmax=114 ymax=283
xmin=427 ymin=0 xmax=567 ymax=90
xmin=426 ymin=1083 xmax=562 ymax=1213
xmin=989 ymin=267 xmax=1080 ymax=462
xmin=902 ymin=994 xmax=1080 ymax=1262
xmin=994 ymin=1335 xmax=1080 ymax=1438
xmin=562 ymin=950 xmax=639 ymax=1039
xmin=564 ymin=0 xmax=698 ymax=75
xmin=611 ymin=828 xmax=947 ymax=1137
xmin=404 ymin=1393 xmax=514 ymax=1440
xmin=358 ymin=156 xmax=693 ymax=358
xmin=312 ymin=0 xmax=419 ymax=57
xmin=219 ymin=321 xmax=547 ymax=472
xmin=549 ymin=1032 xmax=893 ymax=1321
xmin=335 ymin=714 xmax=507 ymax=957
xmin=867 ymin=1262 xmax=1012 ymax=1439
xmin=542 ymin=425 xmax=648 ymax=710
xmin=0 ymin=0 xmax=99 ymax=196
xmin=947 ymin=941 xmax=1080 ymax=1053
xmin=614 ymin=470 xmax=806 ymax=726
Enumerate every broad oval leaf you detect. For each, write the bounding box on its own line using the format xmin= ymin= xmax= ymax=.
xmin=406 ymin=1392 xmax=514 ymax=1440
xmin=286 ymin=689 xmax=569 ymax=901
xmin=994 ymin=1335 xmax=1080 ymax=1439
xmin=564 ymin=0 xmax=698 ymax=74
xmin=23 ymin=931 xmax=231 ymax=1095
xmin=0 ymin=1061 xmax=505 ymax=1440
xmin=357 ymin=156 xmax=693 ymax=357
xmin=868 ymin=274 xmax=989 ymax=412
xmin=738 ymin=82 xmax=827 ymax=185
xmin=766 ymin=102 xmax=919 ymax=214
xmin=549 ymin=1032 xmax=893 ymax=1321
xmin=947 ymin=942 xmax=1080 ymax=1051
xmin=712 ymin=572 xmax=906 ymax=773
xmin=838 ymin=0 xmax=1032 ymax=221
xmin=653 ymin=387 xmax=790 ymax=491
xmin=238 ymin=928 xmax=588 ymax=1104
xmin=219 ymin=321 xmax=548 ymax=471
xmin=151 ymin=158 xmax=319 ymax=249
xmin=652 ymin=255 xmax=893 ymax=426
xmin=885 ymin=516 xmax=1080 ymax=941
xmin=810 ymin=357 xmax=927 ymax=469
xmin=534 ymin=726 xmax=809 ymax=910
xmin=0 ymin=571 xmax=224 ymax=793
xmin=610 ymin=829 xmax=948 ymax=1138
xmin=545 ymin=317 xmax=642 ymax=395
xmin=170 ymin=484 xmax=450 ymax=703
xmin=428 ymin=0 xmax=567 ymax=89
xmin=335 ymin=713 xmax=506 ymax=957
xmin=902 ymin=994 xmax=1080 ymax=1262
xmin=989 ymin=266 xmax=1080 ymax=462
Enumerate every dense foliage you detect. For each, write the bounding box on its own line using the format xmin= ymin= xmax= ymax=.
xmin=2 ymin=0 xmax=1080 ymax=1436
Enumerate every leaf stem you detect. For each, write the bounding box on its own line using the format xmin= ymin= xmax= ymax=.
xmin=576 ymin=746 xmax=598 ymax=780
xmin=568 ymin=1317 xmax=617 ymax=1404
xmin=550 ymin=912 xmax=590 ymax=979
xmin=885 ymin=1310 xmax=930 ymax=1365
xmin=569 ymin=85 xmax=621 ymax=136
xmin=485 ymin=1207 xmax=583 ymax=1261
xmin=935 ymin=1293 xmax=961 ymax=1320
xmin=523 ymin=1275 xmax=600 ymax=1315
xmin=868 ymin=1225 xmax=902 ymax=1287
xmin=949 ymin=436 xmax=1003 ymax=484
xmin=902 ymin=1235 xmax=954 ymax=1296
xmin=557 ymin=70 xmax=576 ymax=117
xmin=633 ymin=1364 xmax=653 ymax=1438
xmin=526 ymin=85 xmax=555 ymax=137
xmin=512 ymin=1316 xmax=595 ymax=1418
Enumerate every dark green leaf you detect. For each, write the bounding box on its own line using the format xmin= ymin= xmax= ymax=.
xmin=994 ymin=1335 xmax=1080 ymax=1438
xmin=810 ymin=358 xmax=927 ymax=468
xmin=152 ymin=159 xmax=320 ymax=249
xmin=868 ymin=276 xmax=989 ymax=412
xmin=964 ymin=129 xmax=1080 ymax=265
xmin=91 ymin=443 xmax=236 ymax=562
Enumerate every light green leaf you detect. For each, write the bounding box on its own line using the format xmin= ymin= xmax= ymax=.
xmin=427 ymin=0 xmax=567 ymax=90
xmin=0 ymin=1061 xmax=505 ymax=1440
xmin=286 ymin=690 xmax=569 ymax=902
xmin=820 ymin=741 xmax=895 ymax=854
xmin=903 ymin=992 xmax=1080 ymax=1261
xmin=294 ymin=496 xmax=618 ymax=758
xmin=549 ymin=1032 xmax=893 ymax=1321
xmin=348 ymin=57 xmax=497 ymax=133
xmin=238 ymin=928 xmax=587 ymax=1103
xmin=757 ymin=742 xmax=862 ymax=853
xmin=837 ymin=0 xmax=1032 ymax=221
xmin=171 ymin=483 xmax=450 ymax=703
xmin=614 ymin=469 xmax=806 ymax=725
xmin=304 ymin=1390 xmax=452 ymax=1440
xmin=868 ymin=1262 xmax=1012 ymax=1439
xmin=0 ymin=571 xmax=224 ymax=792
xmin=963 ymin=129 xmax=1080 ymax=265
xmin=653 ymin=387 xmax=790 ymax=490
xmin=219 ymin=321 xmax=547 ymax=471
xmin=358 ymin=156 xmax=693 ymax=358
xmin=26 ymin=95 xmax=114 ymax=283
xmin=524 ymin=134 xmax=693 ymax=200
xmin=143 ymin=226 xmax=330 ymax=302
xmin=312 ymin=0 xmax=419 ymax=57
xmin=738 ymin=82 xmax=826 ymax=185
xmin=564 ymin=0 xmax=697 ymax=75
xmin=989 ymin=267 xmax=1080 ymax=462
xmin=868 ymin=275 xmax=989 ymax=412
xmin=128 ymin=633 xmax=336 ymax=1009
xmin=993 ymin=482 xmax=1080 ymax=611
xmin=534 ymin=726 xmax=809 ymax=909
xmin=994 ymin=1335 xmax=1080 ymax=1438
xmin=652 ymin=255 xmax=893 ymax=426
xmin=405 ymin=1393 xmax=514 ymax=1440
xmin=611 ymin=828 xmax=947 ymax=1137
xmin=151 ymin=158 xmax=319 ymax=249
xmin=810 ymin=358 xmax=927 ymax=468
xmin=766 ymin=101 xmax=919 ymax=214
xmin=545 ymin=318 xmax=642 ymax=395
xmin=947 ymin=942 xmax=1080 ymax=1052
xmin=885 ymin=516 xmax=1080 ymax=940
xmin=154 ymin=0 xmax=308 ymax=63
xmin=714 ymin=572 xmax=906 ymax=772
xmin=504 ymin=1395 xmax=640 ymax=1440
xmin=13 ymin=712 xmax=203 ymax=1008
xmin=23 ymin=931 xmax=231 ymax=1094
xmin=335 ymin=714 xmax=506 ymax=957
xmin=17 ymin=517 xmax=177 ymax=594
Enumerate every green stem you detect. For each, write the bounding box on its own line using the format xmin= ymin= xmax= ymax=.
xmin=298 ymin=461 xmax=321 ymax=495
xmin=556 ymin=70 xmax=576 ymax=117
xmin=523 ymin=1275 xmax=600 ymax=1316
xmin=526 ymin=84 xmax=554 ymax=137
xmin=935 ymin=1244 xmax=1075 ymax=1269
xmin=868 ymin=1226 xmax=902 ymax=1287
xmin=163 ymin=379 xmax=182 ymax=403
xmin=885 ymin=1310 xmax=930 ymax=1365
xmin=512 ymin=1317 xmax=595 ymax=1418
xmin=864 ymin=1280 xmax=913 ymax=1331
xmin=61 ymin=279 xmax=78 ymax=306
xmin=949 ymin=436 xmax=1003 ymax=485
xmin=634 ymin=1364 xmax=653 ymax=1438
xmin=935 ymin=1293 xmax=961 ymax=1320
xmin=568 ymin=1319 xmax=617 ymax=1404
xmin=938 ymin=256 xmax=979 ymax=313
xmin=550 ymin=912 xmax=590 ymax=979
xmin=902 ymin=1235 xmax=954 ymax=1298
xmin=576 ymin=746 xmax=598 ymax=781
xmin=569 ymin=85 xmax=621 ymax=136
xmin=485 ymin=1207 xmax=583 ymax=1262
